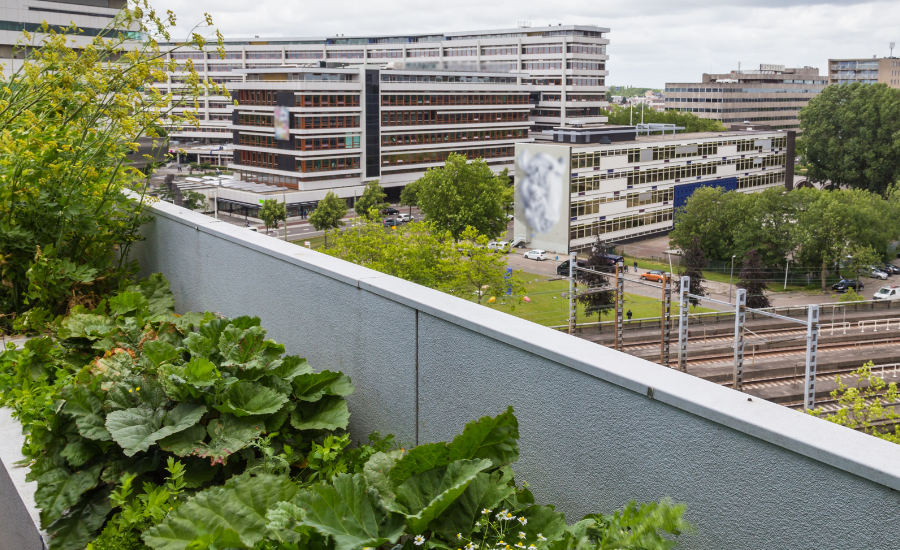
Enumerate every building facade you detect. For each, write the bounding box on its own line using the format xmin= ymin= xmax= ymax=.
xmin=828 ymin=57 xmax=900 ymax=88
xmin=514 ymin=127 xmax=791 ymax=253
xmin=157 ymin=25 xmax=610 ymax=144
xmin=664 ymin=65 xmax=827 ymax=131
xmin=224 ymin=66 xmax=534 ymax=204
xmin=0 ymin=0 xmax=129 ymax=73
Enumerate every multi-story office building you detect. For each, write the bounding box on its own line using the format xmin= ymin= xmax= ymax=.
xmin=828 ymin=57 xmax=900 ymax=88
xmin=158 ymin=25 xmax=609 ymax=144
xmin=664 ymin=65 xmax=827 ymax=131
xmin=514 ymin=126 xmax=792 ymax=253
xmin=225 ymin=65 xmax=532 ymax=205
xmin=0 ymin=0 xmax=129 ymax=73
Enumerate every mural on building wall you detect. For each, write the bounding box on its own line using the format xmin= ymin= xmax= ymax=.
xmin=274 ymin=106 xmax=290 ymax=141
xmin=518 ymin=150 xmax=566 ymax=233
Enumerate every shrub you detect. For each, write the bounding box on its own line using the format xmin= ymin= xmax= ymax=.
xmin=0 ymin=274 xmax=355 ymax=550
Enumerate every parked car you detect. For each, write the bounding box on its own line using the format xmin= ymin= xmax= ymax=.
xmin=880 ymin=263 xmax=900 ymax=275
xmin=832 ymin=279 xmax=864 ymax=292
xmin=488 ymin=240 xmax=512 ymax=252
xmin=557 ymin=259 xmax=587 ymax=276
xmin=398 ymin=213 xmax=413 ymax=223
xmin=874 ymin=285 xmax=900 ymax=301
xmin=640 ymin=270 xmax=670 ymax=283
xmin=382 ymin=218 xmax=400 ymax=227
xmin=523 ymin=249 xmax=547 ymax=261
xmin=868 ymin=267 xmax=889 ymax=280
xmin=381 ymin=207 xmax=400 ymax=215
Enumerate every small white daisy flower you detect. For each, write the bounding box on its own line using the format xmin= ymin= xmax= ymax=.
xmin=518 ymin=517 xmax=527 ymax=526
xmin=537 ymin=534 xmax=547 ymax=542
xmin=518 ymin=531 xmax=526 ymax=539
xmin=414 ymin=535 xmax=426 ymax=546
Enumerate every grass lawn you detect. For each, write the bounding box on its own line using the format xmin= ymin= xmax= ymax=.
xmin=623 ymin=256 xmax=812 ymax=293
xmin=488 ymin=272 xmax=715 ymax=327
xmin=291 ymin=235 xmax=328 ymax=250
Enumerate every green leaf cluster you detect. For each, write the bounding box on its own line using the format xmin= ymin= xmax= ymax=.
xmin=260 ymin=199 xmax=288 ymax=233
xmin=0 ymin=274 xmax=355 ymax=550
xmin=413 ymin=153 xmax=513 ymax=239
xmin=605 ymin=104 xmax=726 ymax=133
xmin=145 ymin=407 xmax=689 ymax=550
xmin=308 ymin=191 xmax=349 ymax=245
xmin=354 ymin=180 xmax=390 ymax=221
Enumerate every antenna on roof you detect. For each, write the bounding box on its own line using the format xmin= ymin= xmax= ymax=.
xmin=517 ymin=21 xmax=531 ymax=28
xmin=891 ymin=42 xmax=896 ymax=57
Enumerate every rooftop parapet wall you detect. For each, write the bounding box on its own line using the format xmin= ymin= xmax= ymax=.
xmin=122 ymin=200 xmax=900 ymax=550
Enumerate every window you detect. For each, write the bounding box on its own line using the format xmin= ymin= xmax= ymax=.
xmin=445 ymin=47 xmax=477 ymax=57
xmin=381 ymin=129 xmax=527 ymax=146
xmin=566 ymin=77 xmax=605 ymax=86
xmin=296 ymin=115 xmax=360 ymax=129
xmin=522 ymin=44 xmax=563 ymax=55
xmin=381 ymin=146 xmax=515 ymax=166
xmin=567 ymin=60 xmax=605 ymax=71
xmin=239 ymin=133 xmax=277 ymax=148
xmin=297 ymin=135 xmax=361 ymax=150
xmin=522 ymin=61 xmax=562 ymax=70
xmin=481 ymin=46 xmax=517 ymax=56
xmin=626 ymin=162 xmax=720 ymax=186
xmin=567 ymin=44 xmax=606 ymax=55
xmin=407 ymin=49 xmax=439 ymax=57
xmin=737 ymin=171 xmax=785 ymax=189
xmin=570 ymin=210 xmax=673 ymax=240
xmin=380 ymin=110 xmax=529 ymax=126
xmin=296 ymin=94 xmax=360 ymax=107
xmin=286 ymin=50 xmax=323 ymax=59
xmin=298 ymin=156 xmax=361 ymax=172
xmin=171 ymin=51 xmax=205 ymax=60
xmin=368 ymin=50 xmax=403 ymax=58
xmin=328 ymin=50 xmax=364 ymax=59
xmin=238 ymin=150 xmax=278 ymax=168
xmin=212 ymin=51 xmax=243 ymax=59
xmin=207 ymin=63 xmax=242 ymax=72
xmin=238 ymin=113 xmax=274 ymax=127
xmin=247 ymin=51 xmax=282 ymax=59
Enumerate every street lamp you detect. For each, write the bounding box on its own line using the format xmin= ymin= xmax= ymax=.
xmin=729 ymin=255 xmax=736 ymax=304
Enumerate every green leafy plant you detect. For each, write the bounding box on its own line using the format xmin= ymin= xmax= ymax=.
xmin=0 ymin=274 xmax=355 ymax=550
xmin=144 ymin=408 xmax=690 ymax=550
xmin=810 ymin=362 xmax=900 ymax=444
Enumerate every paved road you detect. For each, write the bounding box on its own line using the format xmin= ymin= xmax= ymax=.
xmin=214 ymin=207 xmax=425 ymax=242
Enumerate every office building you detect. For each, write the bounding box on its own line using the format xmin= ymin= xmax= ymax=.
xmin=157 ymin=25 xmax=610 ymax=144
xmin=828 ymin=57 xmax=900 ymax=88
xmin=664 ymin=65 xmax=827 ymax=131
xmin=514 ymin=126 xmax=792 ymax=253
xmin=0 ymin=0 xmax=129 ymax=73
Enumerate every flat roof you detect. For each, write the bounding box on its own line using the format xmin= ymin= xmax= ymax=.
xmin=567 ymin=129 xmax=783 ymax=148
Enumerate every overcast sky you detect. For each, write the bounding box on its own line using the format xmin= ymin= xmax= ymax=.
xmin=151 ymin=0 xmax=900 ymax=87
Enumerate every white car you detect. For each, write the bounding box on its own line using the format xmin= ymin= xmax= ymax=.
xmin=869 ymin=267 xmax=889 ymax=280
xmin=874 ymin=285 xmax=900 ymax=301
xmin=488 ymin=240 xmax=511 ymax=252
xmin=524 ymin=249 xmax=547 ymax=261
xmin=398 ymin=213 xmax=413 ymax=223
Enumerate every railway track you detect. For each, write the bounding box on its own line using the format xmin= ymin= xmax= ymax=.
xmin=682 ymin=336 xmax=900 ymax=366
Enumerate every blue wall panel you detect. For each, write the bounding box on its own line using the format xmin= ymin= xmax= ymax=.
xmin=673 ymin=177 xmax=738 ymax=210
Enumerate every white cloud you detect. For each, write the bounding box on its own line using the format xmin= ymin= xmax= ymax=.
xmin=150 ymin=0 xmax=900 ymax=87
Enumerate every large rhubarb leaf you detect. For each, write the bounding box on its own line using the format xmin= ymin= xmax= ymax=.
xmin=269 ymin=355 xmax=312 ymax=381
xmin=60 ymin=439 xmax=96 ymax=469
xmin=429 ymin=469 xmax=516 ymax=539
xmin=62 ymin=387 xmax=111 ymax=441
xmin=106 ymin=403 xmax=207 ymax=456
xmin=108 ymin=291 xmax=150 ymax=317
xmin=143 ymin=473 xmax=298 ymax=550
xmin=294 ymin=473 xmax=406 ymax=550
xmin=197 ymin=414 xmax=263 ymax=465
xmin=140 ymin=341 xmax=180 ymax=369
xmin=129 ymin=273 xmax=176 ymax=318
xmin=362 ymin=450 xmax=403 ymax=504
xmin=388 ymin=458 xmax=492 ymax=534
xmin=290 ymin=396 xmax=350 ymax=431
xmin=446 ymin=406 xmax=519 ymax=467
xmin=389 ymin=443 xmax=452 ymax=483
xmin=35 ymin=463 xmax=103 ymax=526
xmin=182 ymin=357 xmax=219 ymax=387
xmin=218 ymin=325 xmax=268 ymax=366
xmin=215 ymin=380 xmax=289 ymax=417
xmin=291 ymin=370 xmax=354 ymax=401
xmin=45 ymin=488 xmax=111 ymax=550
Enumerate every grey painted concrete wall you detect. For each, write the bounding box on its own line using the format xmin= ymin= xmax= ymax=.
xmin=0 ymin=409 xmax=45 ymax=550
xmin=123 ymin=201 xmax=900 ymax=549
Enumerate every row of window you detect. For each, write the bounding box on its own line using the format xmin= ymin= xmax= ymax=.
xmin=737 ymin=171 xmax=785 ymax=189
xmin=380 ymin=74 xmax=520 ymax=84
xmin=240 ymin=150 xmax=277 ymax=168
xmin=569 ymin=61 xmax=605 ymax=71
xmin=239 ymin=134 xmax=277 ymax=148
xmin=735 ymin=154 xmax=786 ymax=171
xmin=238 ymin=113 xmax=273 ymax=127
xmin=542 ymin=94 xmax=605 ymax=102
xmin=298 ymin=136 xmax=361 ymax=150
xmin=522 ymin=61 xmax=562 ymax=70
xmin=665 ymin=87 xmax=824 ymax=93
xmin=298 ymin=156 xmax=361 ymax=172
xmin=627 ymin=162 xmax=719 ymax=186
xmin=381 ymin=111 xmax=529 ymax=126
xmin=567 ymin=78 xmax=605 ymax=86
xmin=297 ymin=95 xmax=361 ymax=107
xmin=170 ymin=126 xmax=231 ymax=133
xmin=297 ymin=115 xmax=360 ymax=129
xmin=171 ymin=101 xmax=231 ymax=109
xmin=571 ymin=210 xmax=673 ymax=240
xmin=570 ymin=195 xmax=617 ymax=215
xmin=381 ymin=146 xmax=515 ymax=166
xmin=569 ymin=188 xmax=675 ymax=217
xmin=381 ymin=94 xmax=529 ymax=106
xmin=667 ymin=97 xmax=819 ymax=104
xmin=382 ymin=129 xmax=527 ymax=146
xmin=238 ymin=90 xmax=277 ymax=106
xmin=569 ymin=139 xmax=774 ymax=164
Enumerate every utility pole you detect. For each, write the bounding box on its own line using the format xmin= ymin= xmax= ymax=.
xmin=568 ymin=252 xmax=577 ymax=336
xmin=733 ymin=289 xmax=746 ymax=391
xmin=677 ymin=276 xmax=690 ymax=372
xmin=661 ymin=274 xmax=671 ymax=367
xmin=616 ymin=262 xmax=624 ymax=352
xmin=729 ymin=255 xmax=736 ymax=303
xmin=803 ymin=305 xmax=820 ymax=411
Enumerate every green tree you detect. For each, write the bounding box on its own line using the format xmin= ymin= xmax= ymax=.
xmin=732 ymin=187 xmax=800 ymax=269
xmin=0 ymin=3 xmax=221 ymax=328
xmin=846 ymin=244 xmax=881 ymax=281
xmin=670 ymin=186 xmax=748 ymax=262
xmin=577 ymin=236 xmax=615 ymax=317
xmin=354 ymin=180 xmax=389 ymax=220
xmin=308 ymin=191 xmax=348 ymax=246
xmin=605 ymin=104 xmax=727 ymax=132
xmin=737 ymin=249 xmax=771 ymax=309
xmin=448 ymin=227 xmax=525 ymax=304
xmin=799 ymin=83 xmax=900 ymax=196
xmin=415 ymin=153 xmax=512 ymax=239
xmin=810 ymin=362 xmax=900 ymax=444
xmin=399 ymin=180 xmax=419 ymax=216
xmin=259 ymin=199 xmax=288 ymax=240
xmin=180 ymin=190 xmax=207 ymax=211
xmin=679 ymin=237 xmax=708 ymax=307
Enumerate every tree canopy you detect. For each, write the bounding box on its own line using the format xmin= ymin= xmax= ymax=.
xmin=399 ymin=180 xmax=419 ymax=214
xmin=737 ymin=249 xmax=771 ymax=309
xmin=354 ymin=180 xmax=388 ymax=220
xmin=259 ymin=199 xmax=287 ymax=238
xmin=308 ymin=191 xmax=347 ymax=245
xmin=605 ymin=104 xmax=727 ymax=133
xmin=670 ymin=186 xmax=900 ymax=290
xmin=799 ymin=83 xmax=900 ymax=196
xmin=414 ymin=153 xmax=513 ymax=239
xmin=679 ymin=237 xmax=708 ymax=307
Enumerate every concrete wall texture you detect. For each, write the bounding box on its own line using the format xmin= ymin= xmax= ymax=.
xmin=117 ymin=201 xmax=900 ymax=548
